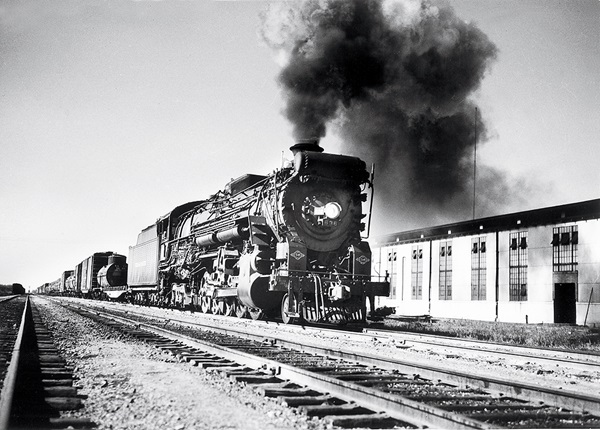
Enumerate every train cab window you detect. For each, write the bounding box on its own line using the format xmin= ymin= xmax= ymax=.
xmin=178 ymin=218 xmax=192 ymax=238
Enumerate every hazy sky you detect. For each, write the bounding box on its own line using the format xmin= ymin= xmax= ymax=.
xmin=1 ymin=0 xmax=598 ymax=289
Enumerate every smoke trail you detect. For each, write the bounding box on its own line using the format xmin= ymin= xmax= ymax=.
xmin=262 ymin=0 xmax=506 ymax=231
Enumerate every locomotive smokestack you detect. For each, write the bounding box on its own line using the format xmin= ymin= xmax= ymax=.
xmin=290 ymin=138 xmax=324 ymax=155
xmin=262 ymin=0 xmax=517 ymax=231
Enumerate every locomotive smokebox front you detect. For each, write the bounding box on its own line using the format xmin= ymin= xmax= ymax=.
xmin=279 ymin=147 xmax=369 ymax=253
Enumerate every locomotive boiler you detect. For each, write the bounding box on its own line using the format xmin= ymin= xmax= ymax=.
xmin=97 ymin=253 xmax=129 ymax=300
xmin=127 ymin=141 xmax=389 ymax=323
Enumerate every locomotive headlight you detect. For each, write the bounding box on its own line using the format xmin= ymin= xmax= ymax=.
xmin=302 ymin=196 xmax=343 ymax=228
xmin=324 ymin=202 xmax=342 ymax=220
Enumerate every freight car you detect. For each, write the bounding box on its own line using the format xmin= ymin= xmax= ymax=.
xmin=36 ymin=283 xmax=48 ymax=295
xmin=37 ymin=279 xmax=61 ymax=295
xmin=74 ymin=252 xmax=124 ymax=299
xmin=60 ymin=270 xmax=74 ymax=295
xmin=12 ymin=283 xmax=25 ymax=295
xmin=64 ymin=272 xmax=77 ymax=296
xmin=127 ymin=141 xmax=389 ymax=323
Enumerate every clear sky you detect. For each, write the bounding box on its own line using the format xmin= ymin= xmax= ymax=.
xmin=1 ymin=0 xmax=598 ymax=290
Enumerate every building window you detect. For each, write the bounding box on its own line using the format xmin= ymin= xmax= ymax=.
xmin=439 ymin=241 xmax=452 ymax=300
xmin=387 ymin=250 xmax=397 ymax=299
xmin=552 ymin=226 xmax=578 ymax=272
xmin=471 ymin=237 xmax=486 ymax=300
xmin=411 ymin=245 xmax=423 ymax=300
xmin=509 ymin=231 xmax=528 ymax=301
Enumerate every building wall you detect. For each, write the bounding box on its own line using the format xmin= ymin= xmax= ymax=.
xmin=371 ymin=218 xmax=600 ymax=326
xmin=577 ymin=220 xmax=600 ymax=324
xmin=497 ymin=225 xmax=553 ymax=323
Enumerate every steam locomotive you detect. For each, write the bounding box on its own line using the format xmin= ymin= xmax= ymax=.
xmin=39 ymin=142 xmax=389 ymax=323
xmin=127 ymin=141 xmax=389 ymax=323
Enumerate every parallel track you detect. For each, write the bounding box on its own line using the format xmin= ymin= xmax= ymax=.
xmin=59 ymin=298 xmax=600 ymax=375
xmin=58 ymin=298 xmax=600 ymax=429
xmin=0 ymin=296 xmax=27 ymax=430
xmin=0 ymin=296 xmax=94 ymax=429
xmin=362 ymin=327 xmax=600 ymax=373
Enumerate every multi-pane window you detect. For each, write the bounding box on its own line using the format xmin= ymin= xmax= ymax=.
xmin=439 ymin=241 xmax=452 ymax=300
xmin=387 ymin=250 xmax=397 ymax=299
xmin=552 ymin=226 xmax=578 ymax=272
xmin=471 ymin=237 xmax=486 ymax=300
xmin=509 ymin=231 xmax=528 ymax=301
xmin=411 ymin=245 xmax=423 ymax=300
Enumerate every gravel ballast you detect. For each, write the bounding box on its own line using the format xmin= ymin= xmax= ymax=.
xmin=77 ymin=297 xmax=599 ymax=398
xmin=32 ymin=297 xmax=327 ymax=430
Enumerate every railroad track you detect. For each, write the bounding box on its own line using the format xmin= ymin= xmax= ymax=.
xmin=58 ymin=298 xmax=600 ymax=429
xmin=0 ymin=296 xmax=94 ymax=430
xmin=361 ymin=327 xmax=600 ymax=373
xmin=57 ymin=297 xmax=600 ymax=376
xmin=0 ymin=295 xmax=26 ymax=429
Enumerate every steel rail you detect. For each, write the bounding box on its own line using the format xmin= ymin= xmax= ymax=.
xmin=0 ymin=296 xmax=29 ymax=430
xmin=73 ymin=304 xmax=492 ymax=429
xmin=363 ymin=327 xmax=600 ymax=368
xmin=59 ymin=298 xmax=600 ymax=415
xmin=74 ymin=298 xmax=600 ymax=370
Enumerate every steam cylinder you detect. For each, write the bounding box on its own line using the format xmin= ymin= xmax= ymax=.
xmin=236 ymin=251 xmax=282 ymax=311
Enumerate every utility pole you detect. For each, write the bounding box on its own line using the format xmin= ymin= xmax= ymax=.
xmin=473 ymin=107 xmax=478 ymax=220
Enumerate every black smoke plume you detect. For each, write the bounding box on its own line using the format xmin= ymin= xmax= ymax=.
xmin=262 ymin=0 xmax=520 ymax=233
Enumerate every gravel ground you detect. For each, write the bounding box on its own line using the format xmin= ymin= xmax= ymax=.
xmin=34 ymin=296 xmax=600 ymax=429
xmin=32 ymin=296 xmax=329 ymax=430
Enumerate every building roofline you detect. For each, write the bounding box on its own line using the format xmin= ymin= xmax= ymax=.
xmin=372 ymin=198 xmax=600 ymax=246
